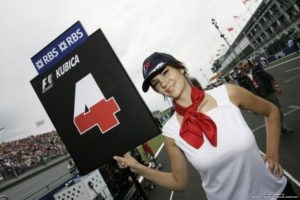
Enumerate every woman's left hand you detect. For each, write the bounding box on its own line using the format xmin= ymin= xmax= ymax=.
xmin=263 ymin=156 xmax=284 ymax=179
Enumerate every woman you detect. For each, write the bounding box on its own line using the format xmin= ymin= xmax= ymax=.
xmin=114 ymin=52 xmax=297 ymax=199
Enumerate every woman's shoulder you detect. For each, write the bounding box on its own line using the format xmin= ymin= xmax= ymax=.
xmin=205 ymin=84 xmax=230 ymax=104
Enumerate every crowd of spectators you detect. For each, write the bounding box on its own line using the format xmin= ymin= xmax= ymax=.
xmin=0 ymin=131 xmax=68 ymax=181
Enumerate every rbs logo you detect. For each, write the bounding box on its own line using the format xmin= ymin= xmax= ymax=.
xmin=34 ymin=28 xmax=85 ymax=71
xmin=73 ymin=74 xmax=120 ymax=134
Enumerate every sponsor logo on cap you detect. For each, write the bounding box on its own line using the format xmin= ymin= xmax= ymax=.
xmin=148 ymin=62 xmax=165 ymax=77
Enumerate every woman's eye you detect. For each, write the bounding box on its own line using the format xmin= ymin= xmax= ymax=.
xmin=151 ymin=81 xmax=158 ymax=87
xmin=162 ymin=69 xmax=168 ymax=76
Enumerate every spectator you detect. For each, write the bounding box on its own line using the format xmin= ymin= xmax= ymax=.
xmin=0 ymin=131 xmax=68 ymax=179
xmin=254 ymin=52 xmax=263 ymax=70
xmin=287 ymin=37 xmax=299 ymax=53
xmin=237 ymin=59 xmax=293 ymax=134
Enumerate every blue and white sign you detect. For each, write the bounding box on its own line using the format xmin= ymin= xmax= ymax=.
xmin=31 ymin=21 xmax=88 ymax=75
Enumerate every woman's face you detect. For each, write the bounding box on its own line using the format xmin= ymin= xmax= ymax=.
xmin=150 ymin=65 xmax=188 ymax=99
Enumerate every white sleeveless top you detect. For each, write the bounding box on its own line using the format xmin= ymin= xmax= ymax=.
xmin=162 ymin=85 xmax=286 ymax=200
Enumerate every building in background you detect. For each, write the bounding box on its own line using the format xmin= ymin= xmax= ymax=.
xmin=215 ymin=0 xmax=300 ymax=74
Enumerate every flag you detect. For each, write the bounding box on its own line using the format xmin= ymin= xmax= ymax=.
xmin=35 ymin=119 xmax=45 ymax=127
xmin=227 ymin=27 xmax=234 ymax=32
xmin=242 ymin=0 xmax=250 ymax=4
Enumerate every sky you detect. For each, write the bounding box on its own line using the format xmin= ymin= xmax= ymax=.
xmin=0 ymin=0 xmax=262 ymax=142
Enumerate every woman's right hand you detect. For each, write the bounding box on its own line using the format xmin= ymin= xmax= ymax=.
xmin=113 ymin=152 xmax=140 ymax=172
xmin=263 ymin=156 xmax=284 ymax=179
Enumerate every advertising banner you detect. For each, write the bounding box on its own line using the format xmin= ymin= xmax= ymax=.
xmin=31 ymin=21 xmax=88 ymax=75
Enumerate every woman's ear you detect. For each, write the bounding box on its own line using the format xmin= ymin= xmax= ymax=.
xmin=180 ymin=69 xmax=185 ymax=74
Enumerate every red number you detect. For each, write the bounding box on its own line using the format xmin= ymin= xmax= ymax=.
xmin=73 ymin=74 xmax=120 ymax=134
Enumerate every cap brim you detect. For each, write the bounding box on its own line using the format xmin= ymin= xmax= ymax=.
xmin=142 ymin=79 xmax=150 ymax=92
xmin=142 ymin=72 xmax=156 ymax=92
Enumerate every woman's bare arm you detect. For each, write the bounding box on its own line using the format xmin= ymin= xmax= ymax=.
xmin=114 ymin=136 xmax=189 ymax=191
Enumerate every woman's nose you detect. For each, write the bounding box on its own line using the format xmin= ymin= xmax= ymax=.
xmin=160 ymin=78 xmax=167 ymax=88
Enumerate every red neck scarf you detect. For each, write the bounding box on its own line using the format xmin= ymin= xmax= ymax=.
xmin=173 ymin=87 xmax=217 ymax=149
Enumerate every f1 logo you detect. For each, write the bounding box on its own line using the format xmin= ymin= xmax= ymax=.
xmin=42 ymin=73 xmax=53 ymax=93
xmin=73 ymin=74 xmax=120 ymax=134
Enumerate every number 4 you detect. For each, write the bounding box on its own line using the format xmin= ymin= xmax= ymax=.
xmin=73 ymin=73 xmax=120 ymax=135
